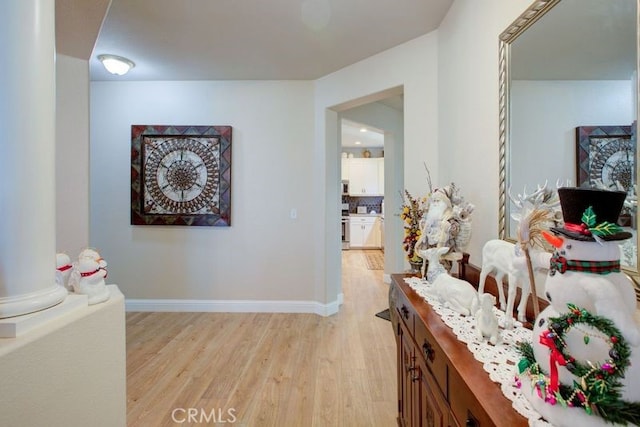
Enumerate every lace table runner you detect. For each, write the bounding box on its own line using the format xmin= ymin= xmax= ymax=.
xmin=404 ymin=277 xmax=552 ymax=426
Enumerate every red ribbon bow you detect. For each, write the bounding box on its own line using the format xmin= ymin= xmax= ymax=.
xmin=550 ymin=255 xmax=567 ymax=274
xmin=539 ymin=330 xmax=567 ymax=394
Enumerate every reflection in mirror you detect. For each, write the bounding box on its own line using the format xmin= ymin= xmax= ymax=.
xmin=498 ymin=0 xmax=639 ymax=281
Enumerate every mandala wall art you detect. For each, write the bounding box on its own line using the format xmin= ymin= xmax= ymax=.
xmin=131 ymin=125 xmax=232 ymax=226
xmin=576 ymin=124 xmax=635 ymax=192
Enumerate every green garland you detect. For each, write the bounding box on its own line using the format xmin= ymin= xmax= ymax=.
xmin=517 ymin=304 xmax=640 ymax=425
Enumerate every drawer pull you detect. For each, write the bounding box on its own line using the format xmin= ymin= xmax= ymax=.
xmin=422 ymin=340 xmax=435 ymax=362
xmin=406 ymin=359 xmax=420 ymax=382
xmin=401 ymin=305 xmax=410 ymax=320
xmin=466 ymin=411 xmax=479 ymax=427
xmin=405 ymin=355 xmax=416 ymax=373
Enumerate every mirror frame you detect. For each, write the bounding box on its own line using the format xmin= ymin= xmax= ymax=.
xmin=497 ymin=0 xmax=640 ymax=299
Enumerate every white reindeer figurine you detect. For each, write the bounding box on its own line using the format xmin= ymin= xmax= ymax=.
xmin=475 ymin=293 xmax=500 ymax=345
xmin=424 ymin=246 xmax=478 ymax=316
xmin=478 ymin=239 xmax=550 ymax=327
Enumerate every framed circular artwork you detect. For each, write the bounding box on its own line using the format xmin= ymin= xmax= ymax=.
xmin=131 ymin=125 xmax=232 ymax=226
xmin=576 ymin=125 xmax=635 ymax=193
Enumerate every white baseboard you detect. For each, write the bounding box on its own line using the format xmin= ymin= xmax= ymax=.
xmin=125 ymin=298 xmax=341 ymax=317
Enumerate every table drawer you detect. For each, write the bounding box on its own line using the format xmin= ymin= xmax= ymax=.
xmin=392 ymin=282 xmax=414 ymax=334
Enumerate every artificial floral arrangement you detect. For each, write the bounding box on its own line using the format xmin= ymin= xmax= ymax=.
xmin=400 ymin=189 xmax=426 ymax=265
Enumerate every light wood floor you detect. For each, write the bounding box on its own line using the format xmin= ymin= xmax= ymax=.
xmin=126 ymin=250 xmax=397 ymax=426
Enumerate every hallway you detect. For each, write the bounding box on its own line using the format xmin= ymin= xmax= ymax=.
xmin=125 ymin=249 xmax=396 ymax=426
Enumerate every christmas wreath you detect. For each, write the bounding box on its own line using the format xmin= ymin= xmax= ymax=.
xmin=517 ymin=303 xmax=640 ymax=425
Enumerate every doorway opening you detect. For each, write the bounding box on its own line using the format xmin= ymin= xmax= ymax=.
xmin=329 ymin=88 xmax=404 ymax=306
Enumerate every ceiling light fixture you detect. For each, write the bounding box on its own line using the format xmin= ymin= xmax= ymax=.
xmin=97 ymin=54 xmax=135 ymax=75
xmin=360 ymin=127 xmax=367 ymax=132
xmin=355 ymin=141 xmax=362 ymax=145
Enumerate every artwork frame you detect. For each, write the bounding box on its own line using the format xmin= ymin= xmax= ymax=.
xmin=575 ymin=125 xmax=634 ymax=192
xmin=131 ymin=125 xmax=232 ymax=226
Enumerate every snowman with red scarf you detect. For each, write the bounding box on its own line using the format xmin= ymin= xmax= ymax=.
xmin=55 ymin=252 xmax=73 ymax=290
xmin=69 ymin=248 xmax=110 ymax=305
xmin=517 ymin=188 xmax=640 ymax=427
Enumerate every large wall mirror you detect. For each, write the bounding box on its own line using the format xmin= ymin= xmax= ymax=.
xmin=498 ymin=0 xmax=640 ymax=294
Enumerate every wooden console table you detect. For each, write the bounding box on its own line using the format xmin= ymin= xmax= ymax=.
xmin=389 ymin=274 xmax=527 ymax=427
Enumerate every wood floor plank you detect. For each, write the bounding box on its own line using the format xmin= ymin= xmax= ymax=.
xmin=126 ymin=249 xmax=396 ymax=426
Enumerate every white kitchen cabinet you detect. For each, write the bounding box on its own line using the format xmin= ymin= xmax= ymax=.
xmin=377 ymin=157 xmax=384 ymax=194
xmin=349 ymin=216 xmax=381 ymax=248
xmin=341 ymin=158 xmax=350 ymax=181
xmin=347 ymin=158 xmax=384 ymax=196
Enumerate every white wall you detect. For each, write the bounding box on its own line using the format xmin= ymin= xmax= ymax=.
xmin=56 ymin=54 xmax=90 ymax=257
xmin=509 ymin=79 xmax=634 ymax=236
xmin=90 ymin=81 xmax=317 ymax=306
xmin=511 ymin=80 xmax=633 ymax=196
xmin=87 ymin=0 xmax=563 ymax=307
xmin=437 ymin=0 xmax=532 ymax=265
xmin=89 ymin=33 xmax=439 ymax=310
xmin=314 ymin=33 xmax=439 ymax=304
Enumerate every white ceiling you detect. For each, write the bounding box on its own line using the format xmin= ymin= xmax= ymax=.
xmin=56 ymin=0 xmax=637 ymax=83
xmin=55 ymin=0 xmax=111 ymax=60
xmin=55 ymin=0 xmax=453 ymax=81
xmin=341 ymin=119 xmax=385 ymax=149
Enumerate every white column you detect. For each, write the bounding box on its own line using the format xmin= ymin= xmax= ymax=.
xmin=0 ymin=0 xmax=67 ymax=318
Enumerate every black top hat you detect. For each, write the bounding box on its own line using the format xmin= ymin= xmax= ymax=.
xmin=550 ymin=187 xmax=632 ymax=241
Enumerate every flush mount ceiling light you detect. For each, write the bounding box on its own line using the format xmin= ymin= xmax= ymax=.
xmin=97 ymin=54 xmax=135 ymax=75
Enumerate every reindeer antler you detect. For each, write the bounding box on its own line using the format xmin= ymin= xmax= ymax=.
xmin=509 ymin=181 xmax=550 ymax=209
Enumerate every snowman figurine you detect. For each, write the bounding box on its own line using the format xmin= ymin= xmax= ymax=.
xmin=55 ymin=252 xmax=73 ymax=290
xmin=68 ymin=248 xmax=110 ymax=305
xmin=73 ymin=257 xmax=110 ymax=305
xmin=518 ymin=188 xmax=640 ymax=427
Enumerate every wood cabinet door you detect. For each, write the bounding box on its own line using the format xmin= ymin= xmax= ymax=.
xmin=399 ymin=325 xmax=416 ymax=426
xmin=395 ymin=324 xmax=405 ymax=426
xmin=417 ymin=358 xmax=450 ymax=427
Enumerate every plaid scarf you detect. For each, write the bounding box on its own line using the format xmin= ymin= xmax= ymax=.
xmin=550 ymin=254 xmax=620 ymax=275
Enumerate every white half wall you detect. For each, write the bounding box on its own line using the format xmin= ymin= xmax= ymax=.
xmin=90 ymin=81 xmax=316 ymax=303
xmin=0 ymin=286 xmax=126 ymax=427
